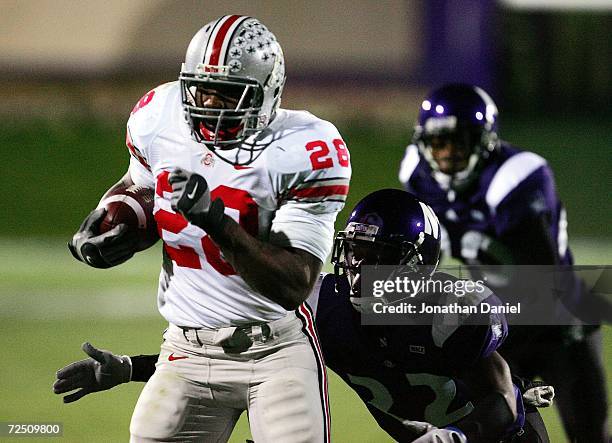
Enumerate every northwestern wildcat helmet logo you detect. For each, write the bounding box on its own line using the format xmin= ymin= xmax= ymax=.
xmin=345 ymin=222 xmax=379 ymax=240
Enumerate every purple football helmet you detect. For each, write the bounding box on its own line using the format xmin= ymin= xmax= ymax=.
xmin=413 ymin=83 xmax=499 ymax=190
xmin=331 ymin=189 xmax=441 ymax=297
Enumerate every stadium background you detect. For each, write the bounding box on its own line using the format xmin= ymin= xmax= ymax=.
xmin=1 ymin=1 xmax=610 ymax=441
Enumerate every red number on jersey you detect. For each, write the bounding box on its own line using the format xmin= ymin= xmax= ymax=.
xmin=154 ymin=172 xmax=200 ymax=268
xmin=306 ymin=140 xmax=334 ymax=170
xmin=201 ymin=186 xmax=258 ymax=276
xmin=131 ymin=90 xmax=155 ymax=115
xmin=155 ymin=208 xmax=201 ymax=269
xmin=306 ymin=139 xmax=349 ymax=170
xmin=154 ymin=172 xmax=259 ymax=275
xmin=333 ymin=138 xmax=350 ymax=167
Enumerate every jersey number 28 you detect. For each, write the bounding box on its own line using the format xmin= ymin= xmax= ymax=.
xmin=154 ymin=171 xmax=258 ymax=275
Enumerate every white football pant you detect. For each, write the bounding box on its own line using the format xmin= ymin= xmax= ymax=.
xmin=130 ymin=307 xmax=330 ymax=442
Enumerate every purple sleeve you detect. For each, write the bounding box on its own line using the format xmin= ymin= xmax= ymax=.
xmin=508 ymin=384 xmax=526 ymax=435
xmin=493 ymin=165 xmax=560 ymax=237
xmin=443 ymin=293 xmax=509 ymax=366
xmin=477 ymin=292 xmax=509 ymax=359
xmin=480 ymin=311 xmax=508 ymax=359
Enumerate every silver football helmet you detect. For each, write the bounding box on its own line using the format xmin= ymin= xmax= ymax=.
xmin=179 ymin=15 xmax=286 ymax=151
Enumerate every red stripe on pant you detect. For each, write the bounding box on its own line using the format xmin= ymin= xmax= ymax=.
xmin=297 ymin=303 xmax=331 ymax=443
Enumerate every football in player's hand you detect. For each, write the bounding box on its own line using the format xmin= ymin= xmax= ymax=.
xmin=99 ymin=185 xmax=159 ymax=251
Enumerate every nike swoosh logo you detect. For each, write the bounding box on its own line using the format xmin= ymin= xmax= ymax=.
xmin=168 ymin=353 xmax=189 ymax=361
xmin=187 ymin=182 xmax=198 ymax=199
xmin=233 ymin=165 xmax=253 ymax=170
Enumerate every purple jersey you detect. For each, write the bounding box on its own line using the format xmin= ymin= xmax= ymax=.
xmin=310 ymin=273 xmax=523 ymax=442
xmin=399 ymin=142 xmax=572 ymax=265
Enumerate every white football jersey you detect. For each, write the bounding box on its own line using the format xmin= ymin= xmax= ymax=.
xmin=125 ymin=82 xmax=351 ymax=328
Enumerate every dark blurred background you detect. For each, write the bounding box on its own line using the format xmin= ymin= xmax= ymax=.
xmin=0 ymin=2 xmax=610 ymax=441
xmin=0 ymin=0 xmax=610 ymax=240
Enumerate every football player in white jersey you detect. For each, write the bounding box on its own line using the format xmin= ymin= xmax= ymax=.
xmin=67 ymin=15 xmax=351 ymax=442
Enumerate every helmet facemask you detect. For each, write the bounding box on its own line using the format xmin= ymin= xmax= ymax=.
xmin=415 ymin=123 xmax=497 ymax=192
xmin=331 ymin=223 xmax=426 ymax=312
xmin=180 ymin=69 xmax=264 ymax=146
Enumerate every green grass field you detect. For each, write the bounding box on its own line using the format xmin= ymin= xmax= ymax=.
xmin=1 ymin=238 xmax=610 ymax=442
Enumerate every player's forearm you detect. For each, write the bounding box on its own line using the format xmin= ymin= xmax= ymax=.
xmin=455 ymin=352 xmax=518 ymax=441
xmin=452 ymin=391 xmax=517 ymax=442
xmin=211 ymin=217 xmax=321 ymax=310
xmin=478 ymin=352 xmax=517 ymax=420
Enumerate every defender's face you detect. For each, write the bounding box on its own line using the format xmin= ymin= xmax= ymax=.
xmin=429 ymin=135 xmax=471 ymax=174
xmin=345 ymin=241 xmax=404 ymax=297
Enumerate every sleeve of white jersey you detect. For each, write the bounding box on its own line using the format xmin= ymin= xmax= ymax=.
xmin=125 ymin=84 xmax=173 ymax=188
xmin=128 ymin=155 xmax=155 ymax=188
xmin=269 ymin=121 xmax=351 ymax=263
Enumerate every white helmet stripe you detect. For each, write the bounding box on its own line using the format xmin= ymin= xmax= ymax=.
xmin=419 ymin=201 xmax=440 ymax=239
xmin=204 ymin=15 xmax=249 ymax=66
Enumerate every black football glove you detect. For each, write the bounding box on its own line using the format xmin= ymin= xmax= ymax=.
xmin=53 ymin=342 xmax=132 ymax=403
xmin=68 ymin=207 xmax=138 ymax=268
xmin=168 ymin=168 xmax=226 ymax=236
